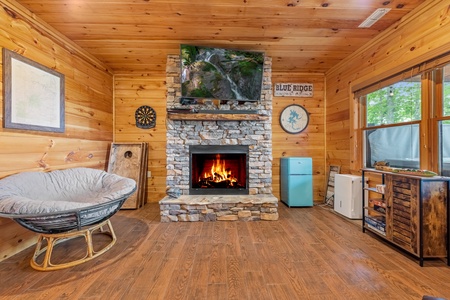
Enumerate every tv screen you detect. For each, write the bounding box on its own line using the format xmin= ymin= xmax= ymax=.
xmin=180 ymin=44 xmax=265 ymax=102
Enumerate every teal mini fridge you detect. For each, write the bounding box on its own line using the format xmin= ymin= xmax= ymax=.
xmin=280 ymin=157 xmax=313 ymax=207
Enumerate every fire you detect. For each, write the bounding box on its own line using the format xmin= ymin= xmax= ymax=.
xmin=199 ymin=154 xmax=237 ymax=185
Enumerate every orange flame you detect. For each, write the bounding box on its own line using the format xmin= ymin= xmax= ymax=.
xmin=199 ymin=154 xmax=237 ymax=184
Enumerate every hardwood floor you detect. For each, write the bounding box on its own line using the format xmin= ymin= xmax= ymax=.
xmin=0 ymin=202 xmax=449 ymax=300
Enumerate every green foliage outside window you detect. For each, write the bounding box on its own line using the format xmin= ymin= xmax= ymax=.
xmin=443 ymin=66 xmax=450 ymax=115
xmin=445 ymin=83 xmax=450 ymax=115
xmin=366 ymin=77 xmax=421 ymax=126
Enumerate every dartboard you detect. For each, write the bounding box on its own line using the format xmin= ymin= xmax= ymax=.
xmin=135 ymin=105 xmax=156 ymax=129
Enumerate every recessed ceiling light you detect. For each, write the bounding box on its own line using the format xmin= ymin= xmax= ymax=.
xmin=358 ymin=8 xmax=391 ymax=28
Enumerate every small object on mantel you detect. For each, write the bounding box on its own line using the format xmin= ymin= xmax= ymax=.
xmin=167 ymin=107 xmax=198 ymax=114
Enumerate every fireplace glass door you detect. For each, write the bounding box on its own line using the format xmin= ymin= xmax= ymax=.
xmin=189 ymin=145 xmax=249 ymax=195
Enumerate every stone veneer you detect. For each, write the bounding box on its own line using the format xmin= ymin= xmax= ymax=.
xmin=160 ymin=195 xmax=279 ymax=222
xmin=161 ymin=55 xmax=278 ymax=222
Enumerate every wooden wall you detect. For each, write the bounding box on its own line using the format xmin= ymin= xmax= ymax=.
xmin=114 ymin=71 xmax=326 ymax=202
xmin=272 ymin=73 xmax=326 ymax=201
xmin=113 ymin=73 xmax=167 ymax=202
xmin=325 ymin=0 xmax=450 ymax=175
xmin=0 ymin=0 xmax=113 ymax=260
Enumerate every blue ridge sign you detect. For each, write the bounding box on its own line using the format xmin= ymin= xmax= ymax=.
xmin=274 ymin=83 xmax=313 ymax=97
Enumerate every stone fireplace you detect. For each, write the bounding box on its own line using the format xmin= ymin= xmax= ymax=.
xmin=159 ymin=55 xmax=278 ymax=222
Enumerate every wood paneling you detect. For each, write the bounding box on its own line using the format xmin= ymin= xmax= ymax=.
xmin=14 ymin=0 xmax=425 ymax=74
xmin=0 ymin=0 xmax=113 ymax=261
xmin=325 ymin=0 xmax=450 ymax=175
xmin=272 ymin=72 xmax=325 ymax=201
xmin=113 ymin=74 xmax=168 ymax=203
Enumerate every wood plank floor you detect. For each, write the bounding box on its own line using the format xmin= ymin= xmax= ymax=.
xmin=0 ymin=202 xmax=450 ymax=299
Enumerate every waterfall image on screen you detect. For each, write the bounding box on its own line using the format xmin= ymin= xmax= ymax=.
xmin=180 ymin=45 xmax=264 ymax=101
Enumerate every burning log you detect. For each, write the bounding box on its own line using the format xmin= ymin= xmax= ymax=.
xmin=194 ymin=178 xmax=245 ymax=189
xmin=192 ymin=153 xmax=245 ymax=190
xmin=214 ymin=173 xmax=224 ymax=181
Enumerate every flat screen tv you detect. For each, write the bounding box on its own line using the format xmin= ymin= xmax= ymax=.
xmin=180 ymin=44 xmax=265 ymax=102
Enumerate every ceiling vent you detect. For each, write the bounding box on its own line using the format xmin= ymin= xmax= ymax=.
xmin=358 ymin=8 xmax=391 ymax=28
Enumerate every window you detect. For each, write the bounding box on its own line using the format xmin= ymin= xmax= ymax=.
xmin=439 ymin=63 xmax=450 ymax=175
xmin=366 ymin=77 xmax=421 ymax=127
xmin=362 ymin=75 xmax=422 ymax=169
xmin=358 ymin=54 xmax=450 ymax=175
xmin=444 ymin=65 xmax=450 ymax=116
xmin=365 ymin=125 xmax=419 ymax=168
xmin=439 ymin=120 xmax=450 ymax=176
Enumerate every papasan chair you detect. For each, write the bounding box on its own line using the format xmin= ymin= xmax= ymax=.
xmin=0 ymin=167 xmax=136 ymax=271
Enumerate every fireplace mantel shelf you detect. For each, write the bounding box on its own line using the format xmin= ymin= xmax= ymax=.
xmin=167 ymin=112 xmax=270 ymax=121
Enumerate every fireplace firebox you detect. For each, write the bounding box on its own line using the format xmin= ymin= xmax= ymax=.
xmin=189 ymin=145 xmax=249 ymax=195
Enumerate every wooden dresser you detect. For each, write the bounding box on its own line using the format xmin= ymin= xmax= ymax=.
xmin=362 ymin=168 xmax=449 ymax=266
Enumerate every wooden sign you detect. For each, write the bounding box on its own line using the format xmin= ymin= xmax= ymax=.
xmin=274 ymin=83 xmax=313 ymax=97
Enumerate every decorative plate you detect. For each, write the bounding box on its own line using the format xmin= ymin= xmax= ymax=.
xmin=279 ymin=104 xmax=309 ymax=134
xmin=135 ymin=105 xmax=156 ymax=129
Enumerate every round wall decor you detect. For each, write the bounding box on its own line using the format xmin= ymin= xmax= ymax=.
xmin=135 ymin=105 xmax=156 ymax=129
xmin=279 ymin=104 xmax=309 ymax=134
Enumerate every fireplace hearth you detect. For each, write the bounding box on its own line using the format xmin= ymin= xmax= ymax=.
xmin=190 ymin=145 xmax=249 ymax=195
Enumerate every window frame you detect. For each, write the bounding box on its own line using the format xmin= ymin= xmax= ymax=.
xmin=357 ymin=60 xmax=450 ymax=174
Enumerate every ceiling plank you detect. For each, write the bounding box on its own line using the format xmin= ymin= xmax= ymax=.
xmin=14 ymin=0 xmax=427 ymax=73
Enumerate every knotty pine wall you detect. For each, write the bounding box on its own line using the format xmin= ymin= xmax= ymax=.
xmin=325 ymin=0 xmax=450 ymax=175
xmin=0 ymin=0 xmax=114 ymax=260
xmin=114 ymin=73 xmax=168 ymax=202
xmin=272 ymin=73 xmax=326 ymax=201
xmin=114 ymin=71 xmax=326 ymax=202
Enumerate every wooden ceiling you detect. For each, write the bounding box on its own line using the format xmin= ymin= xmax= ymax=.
xmin=15 ymin=0 xmax=426 ymax=74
